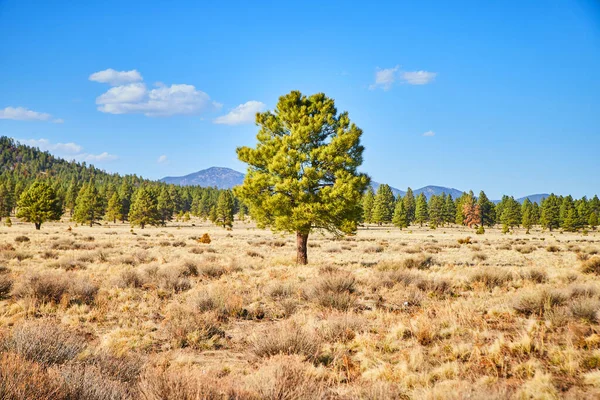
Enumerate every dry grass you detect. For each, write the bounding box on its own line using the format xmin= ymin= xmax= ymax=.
xmin=1 ymin=219 xmax=600 ymax=398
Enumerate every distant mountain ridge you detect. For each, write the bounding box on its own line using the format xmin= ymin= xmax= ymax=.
xmin=161 ymin=167 xmax=550 ymax=203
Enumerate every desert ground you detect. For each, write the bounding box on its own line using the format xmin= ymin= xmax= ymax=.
xmin=1 ymin=219 xmax=600 ymax=399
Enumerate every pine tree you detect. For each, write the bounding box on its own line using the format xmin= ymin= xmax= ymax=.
xmin=521 ymin=198 xmax=534 ymax=234
xmin=214 ymin=190 xmax=235 ymax=229
xmin=0 ymin=182 xmax=10 ymax=220
xmin=589 ymin=212 xmax=598 ymax=229
xmin=415 ymin=193 xmax=428 ymax=227
xmin=477 ymin=191 xmax=495 ymax=227
xmin=362 ymin=187 xmax=375 ymax=224
xmin=64 ymin=177 xmax=79 ymax=217
xmin=428 ymin=195 xmax=444 ymax=228
xmin=463 ymin=202 xmax=481 ymax=228
xmin=392 ymin=195 xmax=408 ymax=229
xmin=562 ymin=208 xmax=578 ymax=232
xmin=105 ymin=192 xmax=123 ymax=223
xmin=234 ymin=91 xmax=370 ymax=264
xmin=16 ymin=180 xmax=63 ymax=230
xmin=403 ymin=188 xmax=416 ymax=224
xmin=372 ymin=184 xmax=395 ymax=225
xmin=119 ymin=180 xmax=134 ymax=222
xmin=73 ymin=181 xmax=104 ymax=227
xmin=500 ymin=196 xmax=521 ymax=231
xmin=129 ymin=186 xmax=160 ymax=229
xmin=541 ymin=194 xmax=560 ymax=231
xmin=443 ymin=194 xmax=456 ymax=225
xmin=157 ymin=186 xmax=174 ymax=225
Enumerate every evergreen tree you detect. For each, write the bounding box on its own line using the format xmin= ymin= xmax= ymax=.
xmin=589 ymin=212 xmax=598 ymax=229
xmin=541 ymin=194 xmax=561 ymax=231
xmin=392 ymin=195 xmax=408 ymax=229
xmin=0 ymin=182 xmax=10 ymax=220
xmin=521 ymin=198 xmax=534 ymax=234
xmin=234 ymin=91 xmax=369 ymax=264
xmin=129 ymin=186 xmax=160 ymax=229
xmin=119 ymin=180 xmax=134 ymax=222
xmin=362 ymin=187 xmax=375 ymax=224
xmin=214 ymin=189 xmax=235 ymax=229
xmin=16 ymin=180 xmax=62 ymax=230
xmin=500 ymin=196 xmax=521 ymax=230
xmin=415 ymin=193 xmax=429 ymax=227
xmin=372 ymin=184 xmax=395 ymax=225
xmin=477 ymin=191 xmax=495 ymax=227
xmin=64 ymin=177 xmax=79 ymax=217
xmin=403 ymin=187 xmax=416 ymax=224
xmin=157 ymin=186 xmax=174 ymax=225
xmin=443 ymin=194 xmax=456 ymax=225
xmin=532 ymin=202 xmax=541 ymax=225
xmin=105 ymin=192 xmax=123 ymax=223
xmin=73 ymin=181 xmax=104 ymax=227
xmin=563 ymin=208 xmax=579 ymax=232
xmin=428 ymin=194 xmax=444 ymax=228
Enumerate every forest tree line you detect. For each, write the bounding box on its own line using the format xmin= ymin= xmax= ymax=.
xmin=0 ymin=137 xmax=243 ymax=229
xmin=363 ymin=184 xmax=599 ymax=233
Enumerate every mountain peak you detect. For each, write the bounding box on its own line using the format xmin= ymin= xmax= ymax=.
xmin=161 ymin=167 xmax=244 ymax=188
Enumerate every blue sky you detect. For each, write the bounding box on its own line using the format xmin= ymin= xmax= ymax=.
xmin=1 ymin=0 xmax=599 ymax=199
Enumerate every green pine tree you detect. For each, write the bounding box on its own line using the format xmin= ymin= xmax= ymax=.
xmin=521 ymin=198 xmax=534 ymax=234
xmin=214 ymin=190 xmax=235 ymax=229
xmin=372 ymin=184 xmax=395 ymax=225
xmin=105 ymin=192 xmax=123 ymax=223
xmin=392 ymin=195 xmax=408 ymax=229
xmin=234 ymin=91 xmax=370 ymax=265
xmin=362 ymin=187 xmax=375 ymax=224
xmin=16 ymin=181 xmax=63 ymax=230
xmin=541 ymin=194 xmax=561 ymax=231
xmin=129 ymin=186 xmax=160 ymax=229
xmin=589 ymin=212 xmax=598 ymax=229
xmin=403 ymin=187 xmax=416 ymax=224
xmin=73 ymin=181 xmax=104 ymax=227
xmin=428 ymin=194 xmax=444 ymax=228
xmin=477 ymin=191 xmax=495 ymax=227
xmin=415 ymin=193 xmax=429 ymax=227
xmin=157 ymin=186 xmax=174 ymax=225
xmin=443 ymin=194 xmax=456 ymax=226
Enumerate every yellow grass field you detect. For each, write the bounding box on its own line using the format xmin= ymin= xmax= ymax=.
xmin=1 ymin=218 xmax=600 ymax=399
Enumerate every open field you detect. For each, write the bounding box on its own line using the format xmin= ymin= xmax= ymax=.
xmin=1 ymin=219 xmax=600 ymax=399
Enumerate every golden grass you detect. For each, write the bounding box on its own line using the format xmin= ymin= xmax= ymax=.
xmin=0 ymin=219 xmax=599 ymax=398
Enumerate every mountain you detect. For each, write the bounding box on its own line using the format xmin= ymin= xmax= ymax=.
xmin=161 ymin=167 xmax=245 ymax=189
xmin=516 ymin=194 xmax=549 ymax=204
xmin=160 ymin=166 xmax=552 ymax=203
xmin=413 ymin=185 xmax=464 ymax=200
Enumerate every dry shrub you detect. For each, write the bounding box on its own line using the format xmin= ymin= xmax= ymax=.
xmin=190 ymin=287 xmax=245 ymax=320
xmin=569 ymin=284 xmax=599 ymax=298
xmin=582 ymin=257 xmax=600 ymax=274
xmin=162 ymin=304 xmax=224 ymax=349
xmin=351 ymin=381 xmax=409 ymax=400
xmin=0 ymin=352 xmax=65 ymax=400
xmin=179 ymin=260 xmax=199 ymax=277
xmin=270 ymin=240 xmax=286 ymax=247
xmin=14 ymin=271 xmax=98 ymax=305
xmin=199 ymin=263 xmax=227 ymax=279
xmin=57 ymin=363 xmax=135 ymax=400
xmin=85 ymin=352 xmax=144 ymax=384
xmin=404 ymin=246 xmax=422 ymax=254
xmin=513 ymin=289 xmax=567 ymax=316
xmin=118 ymin=269 xmax=147 ymax=288
xmin=0 ymin=242 xmax=15 ymax=251
xmin=310 ymin=271 xmax=357 ymax=310
xmin=266 ymin=281 xmax=296 ymax=299
xmin=49 ymin=258 xmax=88 ymax=271
xmin=4 ymin=320 xmax=86 ymax=366
xmin=417 ymin=277 xmax=453 ymax=296
xmin=403 ymin=255 xmax=434 ymax=270
xmin=470 ymin=268 xmax=513 ymax=289
xmin=570 ymin=298 xmax=600 ymax=323
xmin=247 ymin=250 xmax=264 ymax=258
xmin=364 ymin=245 xmax=384 ymax=253
xmin=516 ymin=245 xmax=535 ymax=254
xmin=198 ymin=233 xmax=211 ymax=244
xmin=0 ymin=273 xmax=13 ymax=300
xmin=51 ymin=239 xmax=92 ymax=251
xmin=521 ymin=269 xmax=548 ymax=284
xmin=14 ymin=235 xmax=30 ymax=243
xmin=472 ymin=252 xmax=488 ymax=262
xmin=457 ymin=236 xmax=472 ymax=245
xmin=251 ymin=355 xmax=328 ymax=400
xmin=251 ymin=320 xmax=322 ymax=361
xmin=156 ymin=268 xmax=192 ymax=293
xmin=546 ymin=245 xmax=561 ymax=253
xmin=496 ymin=243 xmax=512 ymax=251
xmin=376 ymin=270 xmax=421 ymax=289
xmin=42 ymin=250 xmax=59 ymax=259
xmin=139 ymin=367 xmax=247 ymax=400
xmin=317 ymin=313 xmax=366 ymax=343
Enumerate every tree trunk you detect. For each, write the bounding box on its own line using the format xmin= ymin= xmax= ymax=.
xmin=35 ymin=222 xmax=41 ymax=230
xmin=296 ymin=231 xmax=309 ymax=265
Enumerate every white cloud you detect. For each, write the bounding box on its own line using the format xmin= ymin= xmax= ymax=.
xmin=402 ymin=71 xmax=437 ymax=85
xmin=422 ymin=130 xmax=435 ymax=137
xmin=16 ymin=138 xmax=117 ymax=163
xmin=214 ymin=100 xmax=266 ymax=125
xmin=52 ymin=118 xmax=64 ymax=124
xmin=18 ymin=138 xmax=83 ymax=154
xmin=369 ymin=65 xmax=399 ymax=90
xmin=369 ymin=66 xmax=437 ymax=89
xmin=0 ymin=106 xmax=60 ymax=122
xmin=89 ymin=68 xmax=143 ymax=86
xmin=157 ymin=155 xmax=168 ymax=163
xmin=91 ymin=69 xmax=220 ymax=117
